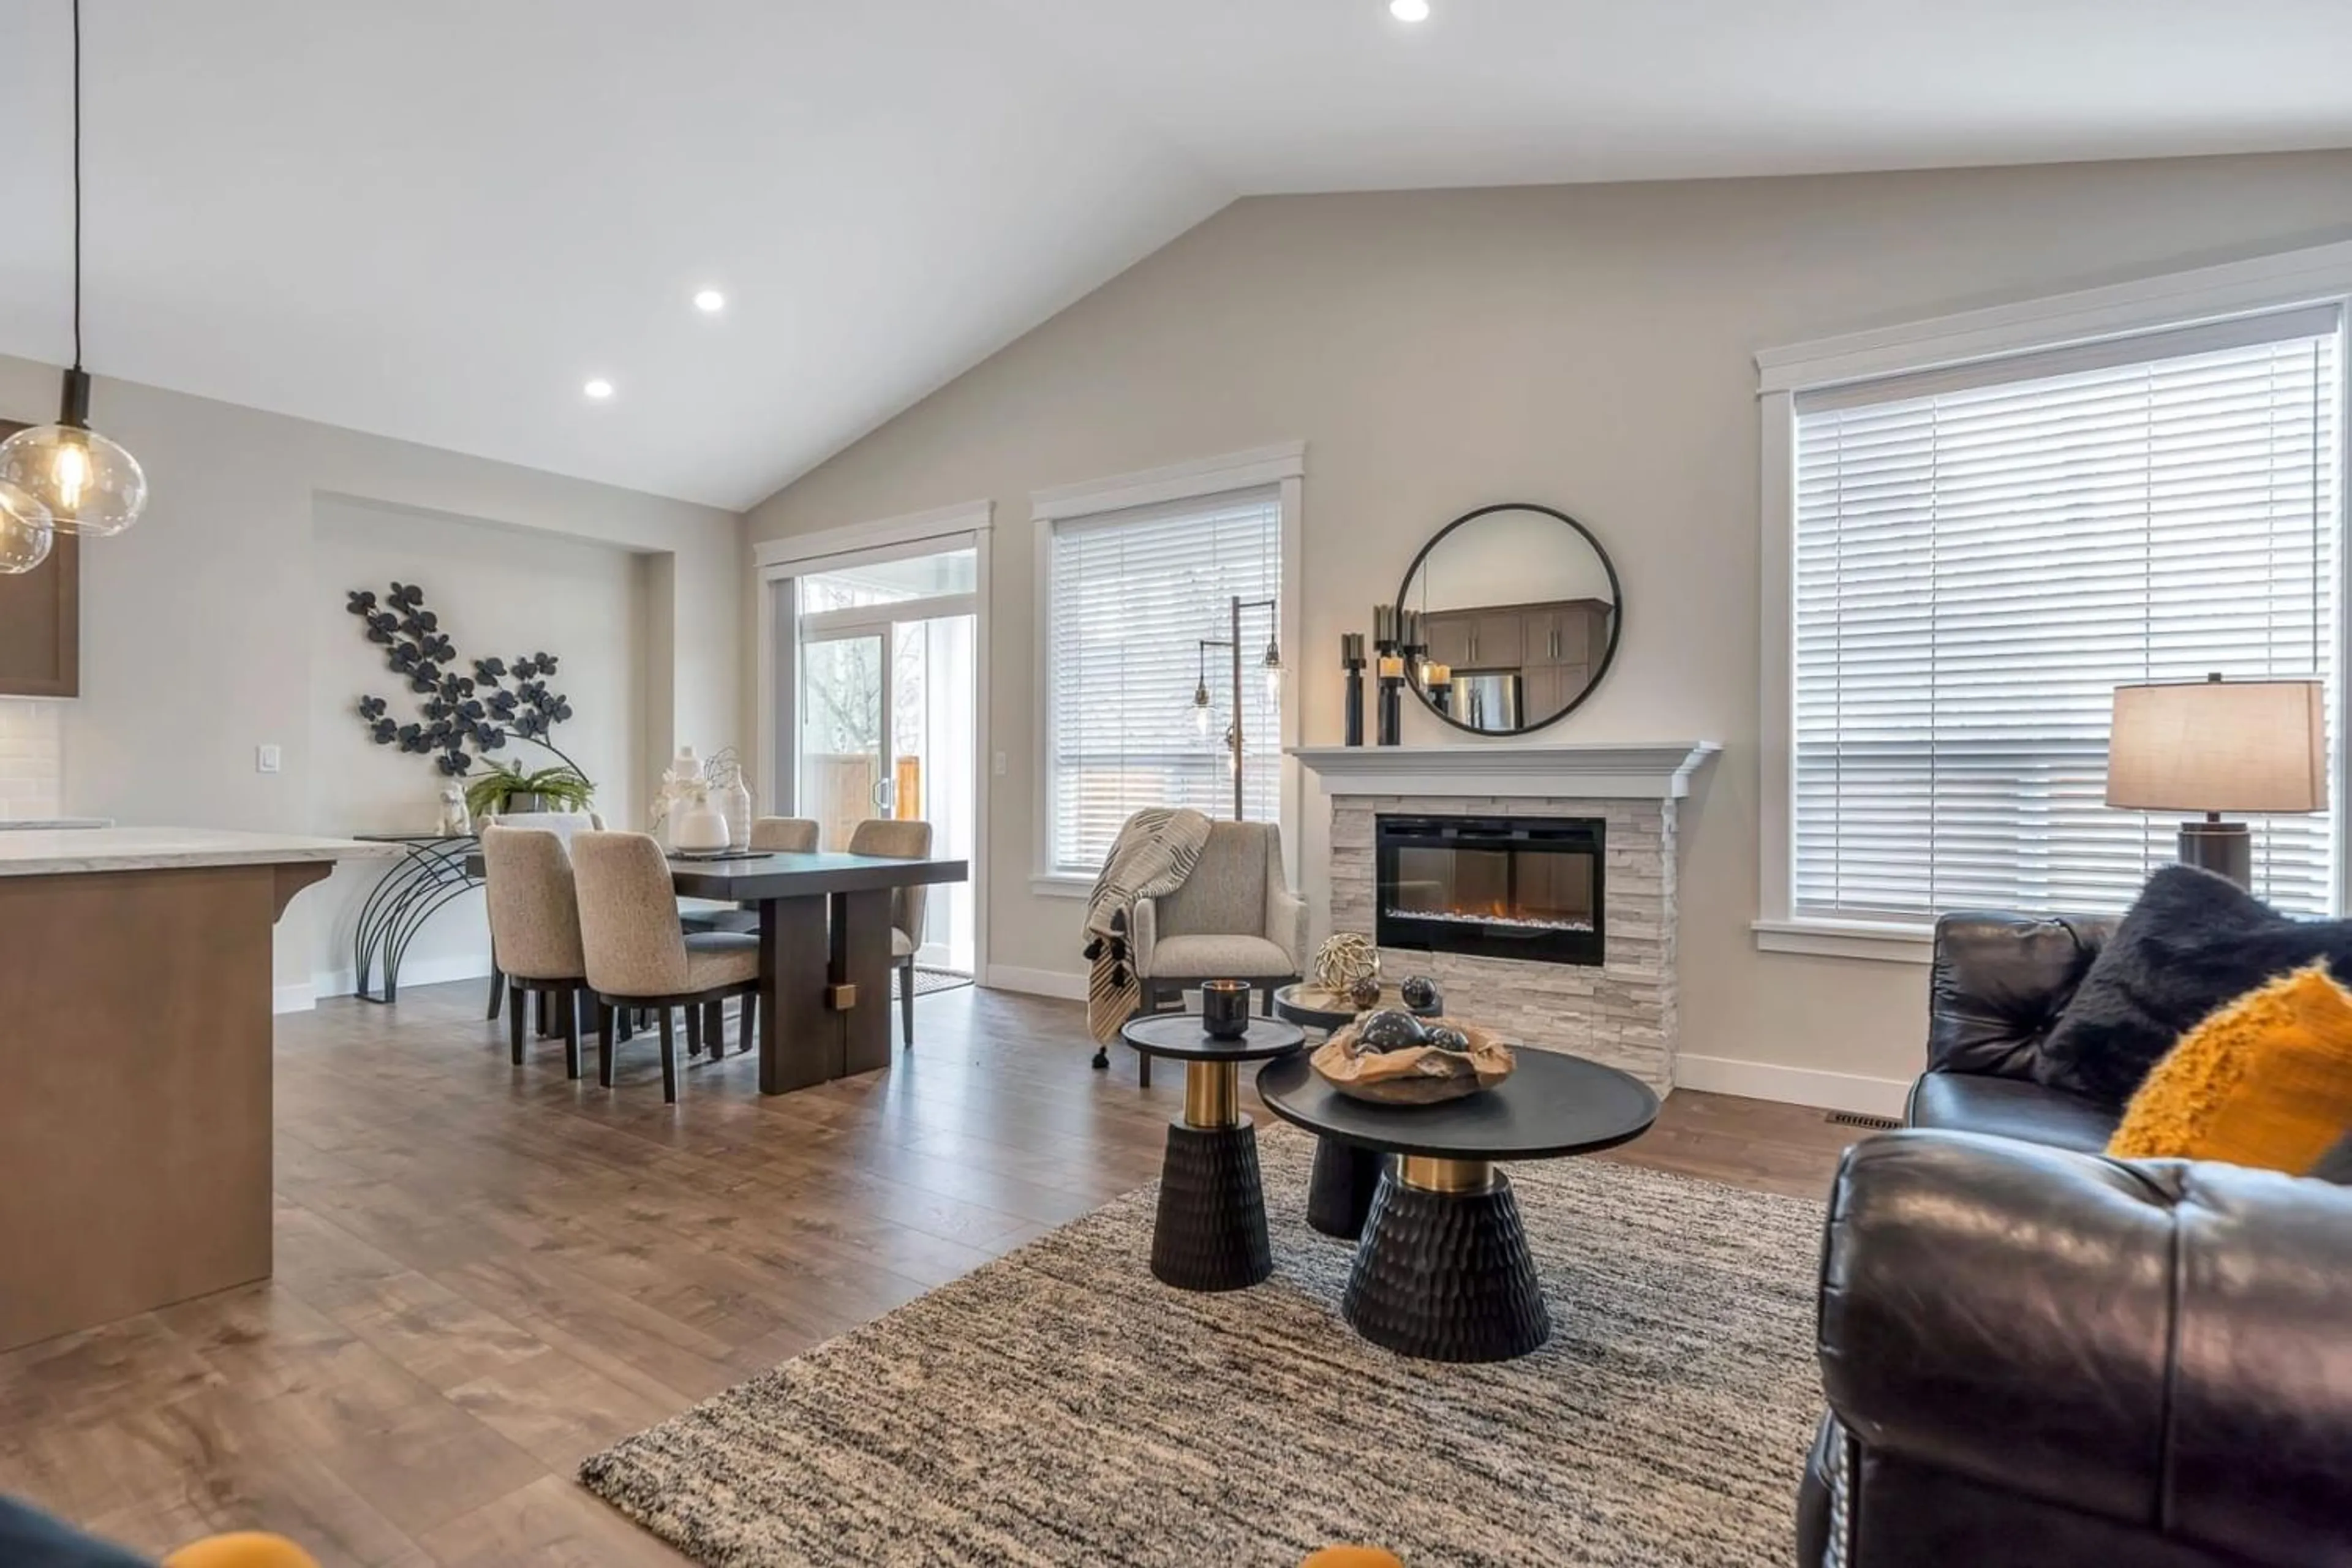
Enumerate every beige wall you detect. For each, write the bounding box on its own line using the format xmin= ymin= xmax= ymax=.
xmin=0 ymin=352 xmax=744 ymax=997
xmin=746 ymin=151 xmax=2352 ymax=1104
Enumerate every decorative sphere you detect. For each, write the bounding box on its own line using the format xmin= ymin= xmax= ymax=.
xmin=1348 ymin=973 xmax=1384 ymax=1009
xmin=1312 ymin=932 xmax=1379 ymax=994
xmin=0 ymin=482 xmax=55 ymax=574
xmin=1355 ymin=1009 xmax=1428 ymax=1052
xmin=1400 ymin=975 xmax=1444 ymax=1016
xmin=0 ymin=423 xmax=148 ymax=537
xmin=1424 ymin=1025 xmax=1470 ymax=1054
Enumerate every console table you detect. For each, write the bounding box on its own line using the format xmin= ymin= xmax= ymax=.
xmin=349 ymin=832 xmax=480 ymax=1003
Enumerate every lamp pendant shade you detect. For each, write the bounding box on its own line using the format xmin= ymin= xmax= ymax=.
xmin=0 ymin=481 xmax=57 ymax=574
xmin=0 ymin=370 xmax=147 ymax=536
xmin=2106 ymin=679 xmax=2328 ymax=814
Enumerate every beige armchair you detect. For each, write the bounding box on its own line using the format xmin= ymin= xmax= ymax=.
xmin=1130 ymin=821 xmax=1304 ymax=1084
xmin=847 ymin=817 xmax=933 ymax=1047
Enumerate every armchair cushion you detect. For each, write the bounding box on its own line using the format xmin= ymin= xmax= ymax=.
xmin=2040 ymin=865 xmax=2352 ymax=1108
xmin=1145 ymin=933 xmax=1294 ymax=979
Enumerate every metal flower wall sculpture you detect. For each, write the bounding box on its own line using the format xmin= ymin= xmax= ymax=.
xmin=346 ymin=584 xmax=587 ymax=801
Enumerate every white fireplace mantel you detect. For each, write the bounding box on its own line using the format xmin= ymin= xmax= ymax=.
xmin=1287 ymin=742 xmax=1720 ymax=801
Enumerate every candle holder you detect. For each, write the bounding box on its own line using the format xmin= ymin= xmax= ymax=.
xmin=1200 ymin=979 xmax=1253 ymax=1040
xmin=1341 ymin=633 xmax=1366 ymax=747
xmin=1376 ymin=654 xmax=1406 ymax=746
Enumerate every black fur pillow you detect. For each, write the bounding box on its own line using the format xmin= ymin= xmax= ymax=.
xmin=2037 ymin=865 xmax=2352 ymax=1108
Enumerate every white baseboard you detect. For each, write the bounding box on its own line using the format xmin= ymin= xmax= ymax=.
xmin=311 ymin=951 xmax=496 ymax=1003
xmin=982 ymin=964 xmax=1088 ymax=1001
xmin=273 ymin=981 xmax=318 ymax=1015
xmin=1675 ymin=1054 xmax=1910 ymax=1118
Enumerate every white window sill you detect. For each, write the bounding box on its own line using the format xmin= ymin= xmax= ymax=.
xmin=1752 ymin=917 xmax=1934 ymax=964
xmin=1031 ymin=873 xmax=1095 ymax=900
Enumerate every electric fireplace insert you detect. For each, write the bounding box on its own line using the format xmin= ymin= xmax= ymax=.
xmin=1375 ymin=813 xmax=1604 ymax=966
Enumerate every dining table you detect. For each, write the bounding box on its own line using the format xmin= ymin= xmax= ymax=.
xmin=467 ymin=845 xmax=968 ymax=1095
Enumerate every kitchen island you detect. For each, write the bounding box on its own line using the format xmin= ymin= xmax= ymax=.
xmin=0 ymin=827 xmax=386 ymax=1351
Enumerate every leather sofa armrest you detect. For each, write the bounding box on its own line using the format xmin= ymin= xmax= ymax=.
xmin=1926 ymin=911 xmax=2109 ymax=1079
xmin=1820 ymin=1131 xmax=2352 ymax=1564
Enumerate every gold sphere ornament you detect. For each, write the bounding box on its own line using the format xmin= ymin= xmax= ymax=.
xmin=1311 ymin=932 xmax=1379 ymax=995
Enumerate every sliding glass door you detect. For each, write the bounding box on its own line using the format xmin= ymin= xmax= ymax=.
xmin=789 ymin=545 xmax=979 ymax=973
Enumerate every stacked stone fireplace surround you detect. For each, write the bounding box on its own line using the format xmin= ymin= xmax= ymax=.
xmin=1327 ymin=794 xmax=1678 ymax=1091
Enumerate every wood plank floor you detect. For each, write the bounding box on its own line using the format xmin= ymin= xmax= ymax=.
xmin=0 ymin=981 xmax=1860 ymax=1566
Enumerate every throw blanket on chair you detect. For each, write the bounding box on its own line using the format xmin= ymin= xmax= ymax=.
xmin=1082 ymin=806 xmax=1212 ymax=1044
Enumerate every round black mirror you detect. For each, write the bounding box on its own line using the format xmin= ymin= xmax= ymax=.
xmin=1398 ymin=503 xmax=1622 ymax=735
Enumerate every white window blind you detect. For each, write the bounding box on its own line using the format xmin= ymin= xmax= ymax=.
xmin=1046 ymin=486 xmax=1282 ymax=877
xmin=1793 ymin=304 xmax=2343 ymax=922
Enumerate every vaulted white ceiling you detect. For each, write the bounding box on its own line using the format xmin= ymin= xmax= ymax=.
xmin=0 ymin=1 xmax=2345 ymax=510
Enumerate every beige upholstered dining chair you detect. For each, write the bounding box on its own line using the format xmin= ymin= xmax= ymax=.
xmin=484 ymin=810 xmax=602 ymax=1025
xmin=570 ymin=831 xmax=760 ymax=1102
xmin=679 ymin=816 xmax=823 ymax=938
xmin=846 ymin=817 xmax=932 ymax=1047
xmin=480 ymin=824 xmax=590 ymax=1077
xmin=750 ymin=816 xmax=820 ymax=853
xmin=1128 ymin=821 xmax=1305 ymax=1087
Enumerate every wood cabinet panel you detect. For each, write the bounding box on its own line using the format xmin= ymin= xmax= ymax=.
xmin=0 ymin=419 xmax=79 ymax=698
xmin=1422 ymin=613 xmax=1474 ymax=669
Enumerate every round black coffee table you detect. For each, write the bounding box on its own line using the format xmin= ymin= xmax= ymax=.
xmin=1270 ymin=982 xmax=1412 ymax=1240
xmin=1120 ymin=1013 xmax=1308 ymax=1292
xmin=1256 ymin=1049 xmax=1659 ymax=1362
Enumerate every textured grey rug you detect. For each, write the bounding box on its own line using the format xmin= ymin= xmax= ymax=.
xmin=580 ymin=1128 xmax=1825 ymax=1567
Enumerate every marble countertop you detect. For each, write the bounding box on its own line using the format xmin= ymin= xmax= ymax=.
xmin=0 ymin=817 xmax=115 ymax=830
xmin=0 ymin=827 xmax=396 ymax=878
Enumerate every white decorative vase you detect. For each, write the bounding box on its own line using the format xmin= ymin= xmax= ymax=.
xmin=720 ymin=776 xmax=753 ymax=848
xmin=673 ymin=796 xmax=729 ymax=853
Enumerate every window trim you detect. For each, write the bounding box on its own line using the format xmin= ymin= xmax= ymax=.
xmin=1031 ymin=442 xmax=1305 ymax=896
xmin=1755 ymin=240 xmax=2352 ymax=961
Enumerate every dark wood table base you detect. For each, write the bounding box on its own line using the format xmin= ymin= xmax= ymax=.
xmin=1340 ymin=1158 xmax=1552 ymax=1363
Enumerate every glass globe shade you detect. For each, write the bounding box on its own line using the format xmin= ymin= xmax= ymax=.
xmin=0 ymin=422 xmax=148 ymax=536
xmin=0 ymin=481 xmax=56 ymax=573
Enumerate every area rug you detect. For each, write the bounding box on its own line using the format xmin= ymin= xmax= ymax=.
xmin=580 ymin=1128 xmax=1825 ymax=1567
xmin=905 ymin=965 xmax=975 ymax=998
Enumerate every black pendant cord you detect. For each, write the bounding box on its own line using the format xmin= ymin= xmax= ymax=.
xmin=70 ymin=0 xmax=83 ymax=373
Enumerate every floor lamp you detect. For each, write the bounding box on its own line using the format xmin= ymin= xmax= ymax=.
xmin=1191 ymin=596 xmax=1281 ymax=820
xmin=2106 ymin=673 xmax=2327 ymax=891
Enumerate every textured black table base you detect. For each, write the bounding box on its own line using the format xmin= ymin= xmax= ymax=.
xmin=1306 ymin=1139 xmax=1387 ymax=1239
xmin=1341 ymin=1171 xmax=1551 ymax=1362
xmin=1151 ymin=1119 xmax=1273 ymax=1292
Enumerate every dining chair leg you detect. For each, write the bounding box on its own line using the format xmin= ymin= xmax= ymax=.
xmin=508 ymin=981 xmax=525 ymax=1065
xmin=485 ymin=957 xmax=505 ymax=1021
xmin=657 ymin=1007 xmax=679 ymax=1103
xmin=597 ymin=1003 xmax=616 ymax=1087
xmin=685 ymin=1003 xmax=703 ymax=1058
xmin=562 ymin=987 xmax=583 ymax=1080
xmin=704 ymin=1000 xmax=724 ymax=1055
xmin=740 ymin=990 xmax=757 ymax=1055
xmin=899 ymin=956 xmax=915 ymax=1047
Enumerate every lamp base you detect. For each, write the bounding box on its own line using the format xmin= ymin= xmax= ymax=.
xmin=2177 ymin=820 xmax=2252 ymax=890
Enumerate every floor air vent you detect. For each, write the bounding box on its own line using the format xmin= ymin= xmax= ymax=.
xmin=1825 ymin=1111 xmax=1901 ymax=1131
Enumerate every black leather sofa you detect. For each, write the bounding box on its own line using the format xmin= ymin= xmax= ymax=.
xmin=1796 ymin=911 xmax=2352 ymax=1568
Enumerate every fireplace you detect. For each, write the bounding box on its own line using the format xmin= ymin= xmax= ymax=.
xmin=1376 ymin=813 xmax=1604 ymax=965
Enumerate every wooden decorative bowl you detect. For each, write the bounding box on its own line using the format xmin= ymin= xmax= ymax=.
xmin=1310 ymin=1016 xmax=1517 ymax=1106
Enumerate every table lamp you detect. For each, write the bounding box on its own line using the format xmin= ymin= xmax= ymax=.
xmin=2105 ymin=673 xmax=2326 ymax=890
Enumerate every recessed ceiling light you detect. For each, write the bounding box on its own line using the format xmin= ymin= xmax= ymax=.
xmin=693 ymin=288 xmax=726 ymax=314
xmin=1389 ymin=0 xmax=1430 ymax=20
xmin=583 ymin=378 xmax=614 ymax=400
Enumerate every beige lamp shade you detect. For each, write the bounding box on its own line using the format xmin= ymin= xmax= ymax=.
xmin=2106 ymin=678 xmax=2328 ymax=814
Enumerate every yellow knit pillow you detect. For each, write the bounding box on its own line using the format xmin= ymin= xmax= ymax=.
xmin=2108 ymin=960 xmax=2352 ymax=1173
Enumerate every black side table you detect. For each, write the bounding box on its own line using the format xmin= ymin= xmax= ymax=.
xmin=1257 ymin=1049 xmax=1659 ymax=1362
xmin=1272 ymin=982 xmax=1405 ymax=1240
xmin=1120 ymin=1013 xmax=1307 ymax=1292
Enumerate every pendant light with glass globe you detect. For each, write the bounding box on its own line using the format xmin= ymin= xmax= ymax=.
xmin=0 ymin=0 xmax=149 ymax=570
